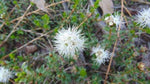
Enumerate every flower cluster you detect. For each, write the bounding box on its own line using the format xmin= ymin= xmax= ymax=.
xmin=105 ymin=13 xmax=124 ymax=29
xmin=136 ymin=8 xmax=150 ymax=28
xmin=91 ymin=45 xmax=110 ymax=65
xmin=54 ymin=27 xmax=85 ymax=58
xmin=54 ymin=8 xmax=150 ymax=63
xmin=0 ymin=67 xmax=13 ymax=83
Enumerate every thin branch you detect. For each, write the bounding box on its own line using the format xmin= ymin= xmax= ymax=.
xmin=11 ymin=0 xmax=70 ymax=23
xmin=123 ymin=6 xmax=132 ymax=17
xmin=104 ymin=0 xmax=124 ymax=84
xmin=1 ymin=30 xmax=53 ymax=60
xmin=21 ymin=29 xmax=49 ymax=36
xmin=0 ymin=5 xmax=16 ymax=30
xmin=0 ymin=0 xmax=70 ymax=31
xmin=75 ymin=13 xmax=92 ymax=30
xmin=0 ymin=5 xmax=32 ymax=47
xmin=132 ymin=0 xmax=150 ymax=5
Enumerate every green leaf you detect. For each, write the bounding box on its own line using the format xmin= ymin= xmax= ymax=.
xmin=80 ymin=13 xmax=85 ymax=19
xmin=79 ymin=68 xmax=87 ymax=77
xmin=34 ymin=20 xmax=41 ymax=27
xmin=13 ymin=0 xmax=17 ymax=5
xmin=63 ymin=12 xmax=67 ymax=17
xmin=17 ymin=56 xmax=24 ymax=61
xmin=143 ymin=28 xmax=150 ymax=34
xmin=10 ymin=34 xmax=16 ymax=39
xmin=54 ymin=27 xmax=58 ymax=33
xmin=72 ymin=15 xmax=77 ymax=22
xmin=13 ymin=66 xmax=20 ymax=69
xmin=94 ymin=0 xmax=100 ymax=8
xmin=17 ymin=30 xmax=24 ymax=35
xmin=9 ymin=53 xmax=15 ymax=59
xmin=41 ymin=14 xmax=50 ymax=29
xmin=0 ymin=47 xmax=5 ymax=53
xmin=130 ymin=30 xmax=135 ymax=34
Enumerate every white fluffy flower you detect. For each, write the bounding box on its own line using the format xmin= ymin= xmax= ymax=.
xmin=91 ymin=45 xmax=110 ymax=65
xmin=105 ymin=13 xmax=124 ymax=29
xmin=112 ymin=14 xmax=123 ymax=28
xmin=136 ymin=8 xmax=150 ymax=28
xmin=0 ymin=67 xmax=13 ymax=83
xmin=54 ymin=27 xmax=85 ymax=58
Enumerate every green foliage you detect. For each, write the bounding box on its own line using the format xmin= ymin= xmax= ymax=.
xmin=41 ymin=14 xmax=50 ymax=29
xmin=0 ymin=0 xmax=150 ymax=84
xmin=79 ymin=68 xmax=87 ymax=77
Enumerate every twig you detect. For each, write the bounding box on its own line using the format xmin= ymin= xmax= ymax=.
xmin=11 ymin=0 xmax=70 ymax=23
xmin=9 ymin=79 xmax=15 ymax=84
xmin=75 ymin=13 xmax=92 ymax=30
xmin=46 ymin=37 xmax=54 ymax=51
xmin=1 ymin=30 xmax=53 ymax=60
xmin=0 ymin=5 xmax=32 ymax=47
xmin=1 ymin=0 xmax=71 ymax=60
xmin=132 ymin=0 xmax=150 ymax=5
xmin=0 ymin=0 xmax=70 ymax=31
xmin=59 ymin=7 xmax=75 ymax=29
xmin=0 ymin=5 xmax=16 ymax=30
xmin=21 ymin=29 xmax=49 ymax=36
xmin=0 ymin=23 xmax=5 ymax=31
xmin=104 ymin=0 xmax=124 ymax=84
xmin=123 ymin=6 xmax=132 ymax=17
